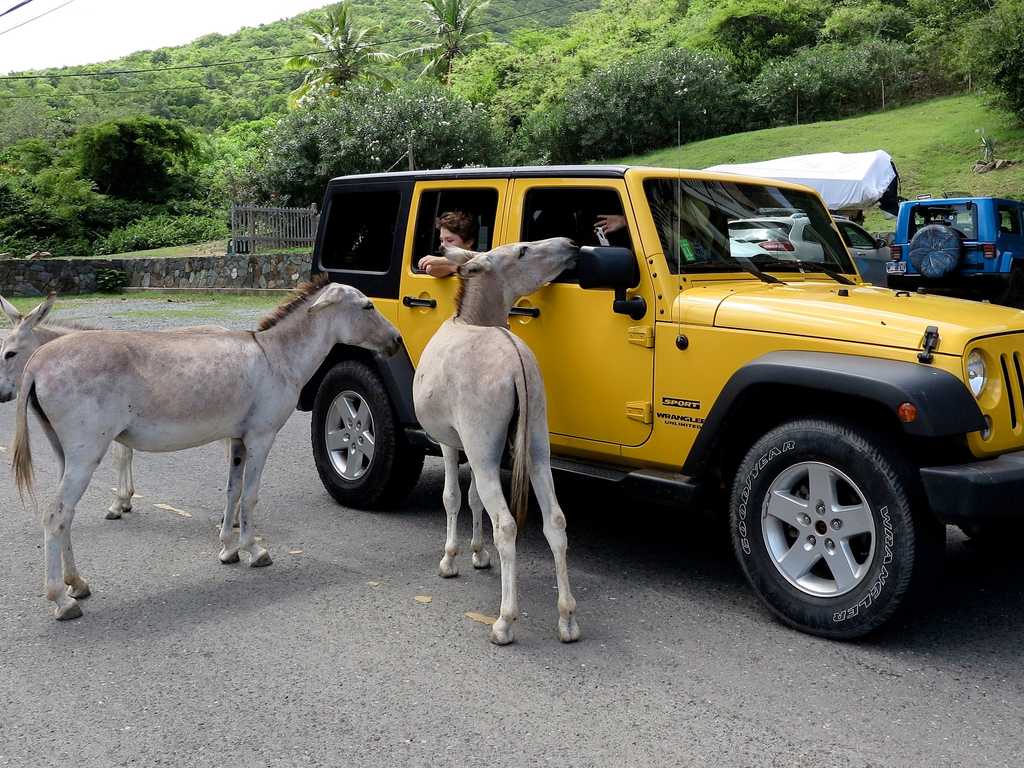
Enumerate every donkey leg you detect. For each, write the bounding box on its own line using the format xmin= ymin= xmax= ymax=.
xmin=530 ymin=456 xmax=580 ymax=643
xmin=44 ymin=458 xmax=102 ymax=620
xmin=473 ymin=468 xmax=519 ymax=645
xmin=107 ymin=442 xmax=135 ymax=519
xmin=236 ymin=436 xmax=274 ymax=567
xmin=218 ymin=439 xmax=245 ymax=564
xmin=61 ymin=525 xmax=90 ymax=600
xmin=468 ymin=470 xmax=490 ymax=569
xmin=439 ymin=445 xmax=462 ymax=578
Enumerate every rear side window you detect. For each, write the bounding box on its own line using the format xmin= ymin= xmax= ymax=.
xmin=839 ymin=222 xmax=876 ymax=249
xmin=998 ymin=205 xmax=1023 ymax=236
xmin=319 ymin=189 xmax=402 ymax=272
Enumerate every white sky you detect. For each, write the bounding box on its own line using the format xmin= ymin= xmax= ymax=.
xmin=0 ymin=0 xmax=329 ymax=75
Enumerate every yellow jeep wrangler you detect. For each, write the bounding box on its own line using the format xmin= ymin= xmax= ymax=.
xmin=299 ymin=165 xmax=1023 ymax=640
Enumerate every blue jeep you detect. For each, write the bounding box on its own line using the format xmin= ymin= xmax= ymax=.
xmin=887 ymin=196 xmax=1024 ymax=307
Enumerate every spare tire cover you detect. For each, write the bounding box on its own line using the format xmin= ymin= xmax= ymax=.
xmin=909 ymin=224 xmax=962 ymax=278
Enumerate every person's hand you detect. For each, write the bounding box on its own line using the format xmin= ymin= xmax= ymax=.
xmin=595 ymin=214 xmax=626 ymax=234
xmin=417 ymin=254 xmax=457 ymax=277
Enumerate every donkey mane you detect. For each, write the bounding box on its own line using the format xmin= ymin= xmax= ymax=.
xmin=453 ymin=277 xmax=468 ymax=318
xmin=256 ymin=274 xmax=331 ymax=332
xmin=40 ymin=318 xmax=105 ymax=332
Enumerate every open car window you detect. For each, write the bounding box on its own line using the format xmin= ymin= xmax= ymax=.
xmin=411 ymin=188 xmax=499 ymax=271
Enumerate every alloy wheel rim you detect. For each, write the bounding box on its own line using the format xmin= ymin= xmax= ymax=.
xmin=761 ymin=461 xmax=877 ymax=598
xmin=324 ymin=389 xmax=375 ymax=481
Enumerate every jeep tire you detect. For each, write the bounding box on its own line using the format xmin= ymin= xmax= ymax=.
xmin=311 ymin=360 xmax=424 ymax=510
xmin=730 ymin=417 xmax=944 ymax=639
xmin=908 ymin=224 xmax=963 ymax=278
xmin=999 ymin=267 xmax=1024 ymax=309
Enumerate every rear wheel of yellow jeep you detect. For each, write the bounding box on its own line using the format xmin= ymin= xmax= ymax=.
xmin=730 ymin=417 xmax=944 ymax=639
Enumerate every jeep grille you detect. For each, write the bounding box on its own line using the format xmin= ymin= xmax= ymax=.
xmin=975 ymin=335 xmax=1024 ymax=452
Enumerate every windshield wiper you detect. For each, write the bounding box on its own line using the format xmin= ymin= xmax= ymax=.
xmin=783 ymin=260 xmax=855 ymax=286
xmin=725 ymin=256 xmax=783 ymax=284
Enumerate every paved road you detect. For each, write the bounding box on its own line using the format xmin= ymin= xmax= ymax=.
xmin=0 ymin=399 xmax=1022 ymax=766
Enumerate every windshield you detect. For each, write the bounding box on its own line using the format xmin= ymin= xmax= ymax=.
xmin=643 ymin=177 xmax=855 ymax=276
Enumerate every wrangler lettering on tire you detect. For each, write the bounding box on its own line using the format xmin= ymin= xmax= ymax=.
xmin=730 ymin=417 xmax=944 ymax=639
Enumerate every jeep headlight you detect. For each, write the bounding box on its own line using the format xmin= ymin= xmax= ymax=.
xmin=966 ymin=349 xmax=987 ymax=398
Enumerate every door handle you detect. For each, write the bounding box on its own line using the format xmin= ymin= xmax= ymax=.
xmin=508 ymin=306 xmax=540 ymax=318
xmin=402 ymin=296 xmax=437 ymax=308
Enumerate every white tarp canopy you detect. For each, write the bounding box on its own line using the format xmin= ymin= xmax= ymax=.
xmin=704 ymin=150 xmax=897 ymax=211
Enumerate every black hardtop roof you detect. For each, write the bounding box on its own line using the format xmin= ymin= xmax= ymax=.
xmin=327 ymin=165 xmax=634 ymax=185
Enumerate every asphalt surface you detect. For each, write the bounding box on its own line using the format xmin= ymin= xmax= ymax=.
xmin=0 ymin=315 xmax=1022 ymax=767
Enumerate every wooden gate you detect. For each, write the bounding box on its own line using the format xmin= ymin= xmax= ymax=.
xmin=230 ymin=204 xmax=319 ymax=253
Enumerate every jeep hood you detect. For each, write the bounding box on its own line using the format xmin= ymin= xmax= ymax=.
xmin=673 ymin=280 xmax=1024 ymax=355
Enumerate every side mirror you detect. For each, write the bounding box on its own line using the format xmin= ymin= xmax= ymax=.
xmin=875 ymin=238 xmax=888 ymax=249
xmin=579 ymin=246 xmax=646 ymax=320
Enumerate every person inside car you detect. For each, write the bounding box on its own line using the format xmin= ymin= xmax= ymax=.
xmin=417 ymin=210 xmax=478 ymax=277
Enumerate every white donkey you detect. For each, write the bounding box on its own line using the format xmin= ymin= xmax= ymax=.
xmin=13 ymin=276 xmax=402 ymax=620
xmin=0 ymin=293 xmax=225 ymax=519
xmin=413 ymin=237 xmax=581 ymax=645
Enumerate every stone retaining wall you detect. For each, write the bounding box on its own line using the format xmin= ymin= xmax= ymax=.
xmin=0 ymin=252 xmax=312 ymax=297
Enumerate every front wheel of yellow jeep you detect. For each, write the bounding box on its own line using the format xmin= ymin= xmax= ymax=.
xmin=730 ymin=417 xmax=944 ymax=639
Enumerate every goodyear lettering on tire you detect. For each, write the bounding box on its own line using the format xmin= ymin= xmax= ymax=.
xmin=737 ymin=440 xmax=795 ymax=556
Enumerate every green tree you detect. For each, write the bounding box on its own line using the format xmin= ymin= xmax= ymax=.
xmin=72 ymin=116 xmax=201 ymax=202
xmin=692 ymin=0 xmax=829 ymax=81
xmin=964 ymin=0 xmax=1024 ymax=121
xmin=286 ymin=1 xmax=396 ymax=107
xmin=530 ymin=48 xmax=746 ymax=163
xmin=401 ymin=0 xmax=495 ymax=86
xmin=256 ymin=83 xmax=497 ymax=205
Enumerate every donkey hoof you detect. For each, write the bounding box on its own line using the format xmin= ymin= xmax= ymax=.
xmin=558 ymin=617 xmax=581 ymax=643
xmin=489 ymin=620 xmax=515 ymax=646
xmin=219 ymin=548 xmax=240 ymax=565
xmin=472 ymin=550 xmax=491 ymax=569
xmin=249 ymin=550 xmax=273 ymax=568
xmin=439 ymin=559 xmax=459 ymax=578
xmin=67 ymin=582 xmax=91 ymax=600
xmin=54 ymin=599 xmax=83 ymax=621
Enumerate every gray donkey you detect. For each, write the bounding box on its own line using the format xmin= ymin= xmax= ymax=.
xmin=413 ymin=238 xmax=581 ymax=645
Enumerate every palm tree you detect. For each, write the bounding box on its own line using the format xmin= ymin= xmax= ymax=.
xmin=400 ymin=0 xmax=494 ymax=87
xmin=286 ymin=1 xmax=395 ymax=107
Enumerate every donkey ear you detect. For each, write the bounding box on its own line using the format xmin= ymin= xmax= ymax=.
xmin=440 ymin=246 xmax=475 ymax=266
xmin=21 ymin=292 xmax=56 ymax=329
xmin=308 ymin=283 xmax=352 ymax=314
xmin=458 ymin=257 xmax=493 ymax=279
xmin=0 ymin=295 xmax=22 ymax=326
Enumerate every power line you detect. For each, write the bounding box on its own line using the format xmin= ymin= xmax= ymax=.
xmin=0 ymin=77 xmax=300 ymax=100
xmin=0 ymin=75 xmax=299 ymax=99
xmin=0 ymin=0 xmax=594 ymax=80
xmin=0 ymin=0 xmax=37 ymax=19
xmin=0 ymin=0 xmax=75 ymax=36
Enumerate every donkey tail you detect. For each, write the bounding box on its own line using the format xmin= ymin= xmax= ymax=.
xmin=509 ymin=353 xmax=531 ymax=540
xmin=12 ymin=375 xmax=35 ymax=504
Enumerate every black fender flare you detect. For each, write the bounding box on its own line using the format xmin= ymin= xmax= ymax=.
xmin=297 ymin=344 xmax=418 ymax=425
xmin=682 ymin=350 xmax=985 ymax=476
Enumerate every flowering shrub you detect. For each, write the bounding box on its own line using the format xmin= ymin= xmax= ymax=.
xmin=525 ymin=49 xmax=748 ymax=164
xmin=259 ymin=82 xmax=498 ymax=205
xmin=749 ymin=41 xmax=914 ymax=126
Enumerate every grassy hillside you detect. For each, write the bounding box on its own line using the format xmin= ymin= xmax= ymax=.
xmin=0 ymin=0 xmax=599 ymax=138
xmin=618 ymin=95 xmax=1024 ymax=231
